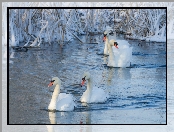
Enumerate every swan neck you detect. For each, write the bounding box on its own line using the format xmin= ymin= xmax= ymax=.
xmin=52 ymin=84 xmax=60 ymax=99
xmin=49 ymin=84 xmax=60 ymax=109
xmin=87 ymin=77 xmax=93 ymax=91
xmin=108 ymin=45 xmax=114 ymax=57
xmin=108 ymin=44 xmax=115 ymax=65
xmin=105 ymin=36 xmax=109 ymax=43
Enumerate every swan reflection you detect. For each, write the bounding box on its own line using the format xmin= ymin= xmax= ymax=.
xmin=48 ymin=111 xmax=56 ymax=124
xmin=46 ymin=124 xmax=92 ymax=132
xmin=46 ymin=125 xmax=55 ymax=132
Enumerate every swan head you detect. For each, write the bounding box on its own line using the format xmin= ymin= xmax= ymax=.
xmin=104 ymin=30 xmax=114 ymax=36
xmin=103 ymin=31 xmax=108 ymax=42
xmin=103 ymin=30 xmax=109 ymax=35
xmin=103 ymin=30 xmax=114 ymax=42
xmin=81 ymin=72 xmax=91 ymax=87
xmin=109 ymin=39 xmax=119 ymax=49
xmin=48 ymin=77 xmax=61 ymax=87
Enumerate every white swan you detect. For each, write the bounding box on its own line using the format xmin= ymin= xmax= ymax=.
xmin=80 ymin=72 xmax=108 ymax=103
xmin=48 ymin=77 xmax=76 ymax=111
xmin=103 ymin=28 xmax=114 ymax=55
xmin=103 ymin=29 xmax=132 ymax=67
xmin=108 ymin=39 xmax=133 ymax=67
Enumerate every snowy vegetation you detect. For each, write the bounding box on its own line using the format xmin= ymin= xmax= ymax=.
xmin=1 ymin=2 xmax=173 ymax=63
xmin=7 ymin=8 xmax=167 ymax=46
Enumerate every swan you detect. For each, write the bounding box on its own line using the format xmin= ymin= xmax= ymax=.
xmin=103 ymin=30 xmax=132 ymax=67
xmin=80 ymin=72 xmax=108 ymax=103
xmin=48 ymin=77 xmax=76 ymax=111
xmin=103 ymin=28 xmax=115 ymax=55
xmin=108 ymin=39 xmax=133 ymax=67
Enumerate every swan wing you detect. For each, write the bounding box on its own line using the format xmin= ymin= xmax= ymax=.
xmin=90 ymin=87 xmax=109 ymax=103
xmin=57 ymin=93 xmax=76 ymax=111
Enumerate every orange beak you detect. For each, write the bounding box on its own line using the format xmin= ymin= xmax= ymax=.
xmin=48 ymin=82 xmax=54 ymax=87
xmin=103 ymin=36 xmax=106 ymax=42
xmin=114 ymin=45 xmax=119 ymax=49
xmin=81 ymin=80 xmax=86 ymax=87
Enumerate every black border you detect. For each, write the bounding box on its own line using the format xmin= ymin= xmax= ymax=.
xmin=7 ymin=6 xmax=167 ymax=125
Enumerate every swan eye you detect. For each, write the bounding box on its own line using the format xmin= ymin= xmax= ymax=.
xmin=103 ymin=34 xmax=107 ymax=37
xmin=82 ymin=76 xmax=86 ymax=81
xmin=50 ymin=80 xmax=55 ymax=83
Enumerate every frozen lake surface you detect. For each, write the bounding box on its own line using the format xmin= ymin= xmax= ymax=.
xmin=8 ymin=34 xmax=166 ymax=124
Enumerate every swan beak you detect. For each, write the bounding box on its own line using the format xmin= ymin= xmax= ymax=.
xmin=48 ymin=82 xmax=54 ymax=87
xmin=103 ymin=36 xmax=106 ymax=42
xmin=81 ymin=80 xmax=85 ymax=87
xmin=114 ymin=45 xmax=119 ymax=49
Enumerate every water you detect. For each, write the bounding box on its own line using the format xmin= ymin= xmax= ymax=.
xmin=8 ymin=34 xmax=166 ymax=124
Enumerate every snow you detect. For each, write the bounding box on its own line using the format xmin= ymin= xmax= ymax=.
xmin=115 ymin=18 xmax=122 ymax=22
xmin=3 ymin=4 xmax=168 ymax=47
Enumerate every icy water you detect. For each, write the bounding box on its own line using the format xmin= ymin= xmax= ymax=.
xmin=8 ymin=34 xmax=166 ymax=124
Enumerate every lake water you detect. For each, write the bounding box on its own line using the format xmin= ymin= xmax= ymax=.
xmin=8 ymin=34 xmax=166 ymax=124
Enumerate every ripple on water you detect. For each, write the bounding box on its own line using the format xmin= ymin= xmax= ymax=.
xmin=9 ymin=35 xmax=166 ymax=124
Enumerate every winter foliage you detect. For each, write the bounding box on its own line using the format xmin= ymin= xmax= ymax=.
xmin=8 ymin=8 xmax=167 ymax=46
xmin=1 ymin=2 xmax=173 ymax=63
